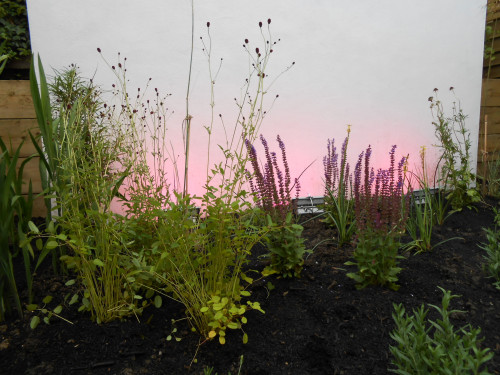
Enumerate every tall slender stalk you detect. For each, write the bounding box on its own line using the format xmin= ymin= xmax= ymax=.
xmin=183 ymin=0 xmax=195 ymax=198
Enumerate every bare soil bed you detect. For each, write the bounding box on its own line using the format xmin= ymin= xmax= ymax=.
xmin=1 ymin=199 xmax=500 ymax=375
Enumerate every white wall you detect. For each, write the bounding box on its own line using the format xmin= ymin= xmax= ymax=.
xmin=26 ymin=0 xmax=487 ymax=197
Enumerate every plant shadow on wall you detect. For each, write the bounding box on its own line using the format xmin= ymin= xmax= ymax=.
xmin=0 ymin=15 xmax=497 ymax=375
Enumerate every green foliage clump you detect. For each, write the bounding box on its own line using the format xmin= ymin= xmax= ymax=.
xmin=390 ymin=287 xmax=494 ymax=375
xmin=479 ymin=208 xmax=500 ymax=290
xmin=0 ymin=0 xmax=30 ymax=74
xmin=264 ymin=212 xmax=309 ymax=278
xmin=0 ymin=138 xmax=35 ymax=321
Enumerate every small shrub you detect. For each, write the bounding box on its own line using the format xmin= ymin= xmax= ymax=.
xmin=390 ymin=287 xmax=494 ymax=374
xmin=429 ymin=89 xmax=480 ymax=212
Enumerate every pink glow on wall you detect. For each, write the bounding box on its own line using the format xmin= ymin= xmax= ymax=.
xmin=27 ymin=0 xmax=486 ymax=200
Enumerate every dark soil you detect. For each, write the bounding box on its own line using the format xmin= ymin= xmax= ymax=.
xmin=1 ymin=199 xmax=500 ymax=375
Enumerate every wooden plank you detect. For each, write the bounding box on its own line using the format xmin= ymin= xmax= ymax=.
xmin=478 ymin=108 xmax=500 ymax=135
xmin=481 ymin=79 xmax=500 ymax=106
xmin=483 ymin=64 xmax=500 ymax=79
xmin=0 ymin=119 xmax=40 ymax=157
xmin=0 ymin=80 xmax=36 ymax=119
xmin=31 ymin=195 xmax=47 ymax=218
xmin=477 ymin=133 xmax=500 ymax=154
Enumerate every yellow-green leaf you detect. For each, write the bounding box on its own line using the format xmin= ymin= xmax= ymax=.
xmin=28 ymin=221 xmax=39 ymax=234
xmin=93 ymin=259 xmax=105 ymax=267
xmin=242 ymin=333 xmax=248 ymax=344
xmin=30 ymin=316 xmax=40 ymax=329
xmin=69 ymin=294 xmax=78 ymax=305
xmin=46 ymin=241 xmax=58 ymax=250
xmin=208 ymin=330 xmax=216 ymax=338
xmin=53 ymin=305 xmax=62 ymax=314
xmin=219 ymin=336 xmax=226 ymax=345
xmin=42 ymin=295 xmax=53 ymax=304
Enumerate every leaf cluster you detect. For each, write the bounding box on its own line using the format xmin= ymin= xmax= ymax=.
xmin=390 ymin=287 xmax=494 ymax=374
xmin=479 ymin=208 xmax=500 ymax=290
xmin=346 ymin=229 xmax=403 ymax=290
xmin=263 ymin=212 xmax=309 ymax=278
xmin=0 ymin=0 xmax=30 ymax=72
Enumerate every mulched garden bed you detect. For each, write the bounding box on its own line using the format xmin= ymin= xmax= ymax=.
xmin=1 ymin=198 xmax=500 ymax=374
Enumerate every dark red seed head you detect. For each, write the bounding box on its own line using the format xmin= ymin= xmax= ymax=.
xmin=267 ymin=18 xmax=271 ymax=24
xmin=245 ymin=39 xmax=249 ymax=44
xmin=97 ymin=47 xmax=101 ymax=53
xmin=259 ymin=21 xmax=263 ymax=27
xmin=207 ymin=21 xmax=210 ymax=27
xmin=256 ymin=47 xmax=259 ymax=54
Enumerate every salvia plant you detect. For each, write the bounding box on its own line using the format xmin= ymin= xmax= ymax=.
xmin=390 ymin=287 xmax=494 ymax=374
xmin=345 ymin=144 xmax=409 ymax=290
xmin=246 ymin=134 xmax=308 ymax=278
xmin=322 ymin=126 xmax=356 ymax=248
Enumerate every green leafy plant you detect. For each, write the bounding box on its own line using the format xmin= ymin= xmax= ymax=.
xmin=390 ymin=287 xmax=494 ymax=374
xmin=146 ymin=19 xmax=290 ymax=345
xmin=404 ymin=146 xmax=460 ymax=253
xmin=27 ymin=294 xmax=73 ymax=329
xmin=346 ymin=145 xmax=409 ymax=290
xmin=429 ymin=88 xmax=481 ymax=212
xmin=263 ymin=212 xmax=309 ymax=278
xmin=150 ymin=194 xmax=267 ymax=345
xmin=479 ymin=208 xmax=500 ymax=290
xmin=30 ymin=55 xmax=152 ymax=323
xmin=0 ymin=138 xmax=32 ymax=320
xmin=323 ymin=126 xmax=356 ymax=248
xmin=0 ymin=0 xmax=31 ymax=75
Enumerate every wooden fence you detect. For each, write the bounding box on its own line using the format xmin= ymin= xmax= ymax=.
xmin=0 ymin=80 xmax=46 ymax=217
xmin=479 ymin=0 xmax=500 ymax=182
